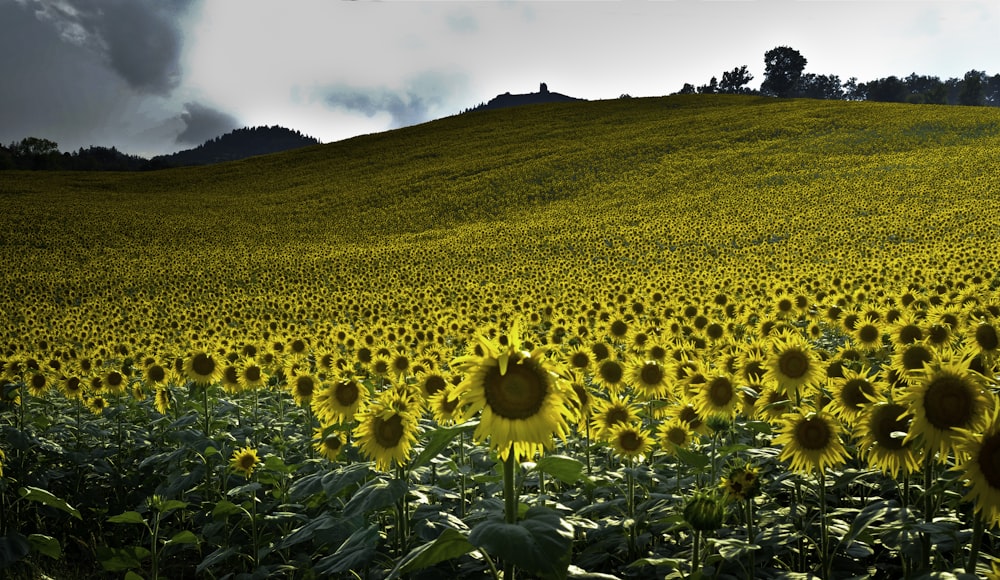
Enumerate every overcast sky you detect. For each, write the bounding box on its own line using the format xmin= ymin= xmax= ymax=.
xmin=2 ymin=0 xmax=998 ymax=157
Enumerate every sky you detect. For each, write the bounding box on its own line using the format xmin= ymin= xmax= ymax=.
xmin=2 ymin=0 xmax=999 ymax=158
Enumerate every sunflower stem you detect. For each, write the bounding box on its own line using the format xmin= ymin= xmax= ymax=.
xmin=585 ymin=420 xmax=592 ymax=475
xmin=691 ymin=528 xmax=701 ymax=576
xmin=818 ymin=469 xmax=830 ymax=580
xmin=745 ymin=497 xmax=755 ymax=579
xmin=503 ymin=444 xmax=517 ymax=580
xmin=459 ymin=430 xmax=467 ymax=519
xmin=922 ymin=456 xmax=933 ymax=571
xmin=967 ymin=509 xmax=985 ymax=575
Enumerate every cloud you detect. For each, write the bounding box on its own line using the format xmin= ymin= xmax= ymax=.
xmin=20 ymin=0 xmax=195 ymax=95
xmin=176 ymin=102 xmax=240 ymax=145
xmin=322 ymin=71 xmax=469 ymax=129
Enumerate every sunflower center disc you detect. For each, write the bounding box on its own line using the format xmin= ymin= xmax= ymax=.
xmin=619 ymin=430 xmax=642 ymax=452
xmin=484 ymin=361 xmax=547 ymax=420
xmin=709 ymin=378 xmax=734 ymax=407
xmin=667 ymin=427 xmax=687 ymax=446
xmin=978 ymin=433 xmax=1000 ymax=489
xmin=977 ymin=325 xmax=1000 ymax=351
xmin=844 ymin=379 xmax=874 ymax=410
xmin=924 ymin=376 xmax=973 ymax=429
xmin=245 ymin=367 xmax=261 ymax=382
xmin=795 ymin=417 xmax=831 ymax=450
xmin=874 ymin=404 xmax=908 ymax=450
xmin=148 ymin=366 xmax=165 ymax=382
xmin=640 ymin=363 xmax=663 ymax=386
xmin=192 ymin=354 xmax=215 ymax=376
xmin=424 ymin=375 xmax=446 ymax=396
xmin=902 ymin=346 xmax=932 ymax=371
xmin=779 ymin=350 xmax=808 ymax=379
xmin=373 ymin=414 xmax=404 ymax=448
xmin=335 ymin=381 xmax=359 ymax=406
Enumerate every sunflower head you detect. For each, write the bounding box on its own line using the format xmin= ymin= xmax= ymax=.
xmin=774 ymin=411 xmax=850 ymax=475
xmin=230 ymin=445 xmax=261 ymax=478
xmin=607 ymin=422 xmax=653 ymax=462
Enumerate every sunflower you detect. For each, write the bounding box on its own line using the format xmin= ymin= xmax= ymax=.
xmin=566 ymin=379 xmax=597 ymax=429
xmin=60 ymin=375 xmax=85 ymax=401
xmin=855 ymin=401 xmax=923 ymax=479
xmin=696 ymin=373 xmax=739 ymax=421
xmin=86 ymin=395 xmax=107 ymax=415
xmin=566 ymin=345 xmax=593 ymax=373
xmin=220 ymin=363 xmax=241 ymax=394
xmin=415 ymin=369 xmax=449 ymax=400
xmin=900 ymin=355 xmax=993 ymax=461
xmin=720 ymin=461 xmax=761 ymax=502
xmin=656 ymin=417 xmax=694 ymax=456
xmin=826 ymin=367 xmax=879 ymax=427
xmin=143 ymin=362 xmax=170 ymax=390
xmin=237 ymin=358 xmax=269 ymax=391
xmin=290 ymin=373 xmax=318 ymax=407
xmin=312 ymin=375 xmax=367 ymax=425
xmin=26 ymin=371 xmax=50 ymax=398
xmin=954 ymin=406 xmax=1000 ymax=527
xmin=102 ymin=370 xmax=127 ymax=395
xmin=184 ymin=350 xmax=223 ymax=386
xmin=852 ymin=320 xmax=883 ymax=352
xmin=154 ymin=385 xmax=172 ymax=415
xmin=773 ymin=411 xmax=850 ymax=475
xmin=890 ymin=341 xmax=935 ymax=383
xmin=764 ymin=331 xmax=822 ymax=401
xmin=589 ymin=393 xmax=642 ymax=441
xmin=428 ymin=383 xmax=464 ymax=426
xmin=451 ymin=330 xmax=574 ymax=461
xmin=353 ymin=396 xmax=421 ymax=471
xmin=592 ymin=356 xmax=628 ymax=395
xmin=608 ymin=422 xmax=653 ymax=462
xmin=313 ymin=426 xmax=346 ymax=462
xmin=673 ymin=400 xmax=712 ymax=436
xmin=230 ymin=446 xmax=261 ymax=478
xmin=625 ymin=356 xmax=671 ymax=400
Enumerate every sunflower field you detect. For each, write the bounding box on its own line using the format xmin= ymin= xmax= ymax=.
xmin=3 ymin=94 xmax=1000 ymax=579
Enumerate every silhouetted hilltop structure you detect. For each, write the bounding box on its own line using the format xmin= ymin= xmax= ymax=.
xmin=150 ymin=126 xmax=320 ymax=168
xmin=463 ymin=83 xmax=584 ymax=113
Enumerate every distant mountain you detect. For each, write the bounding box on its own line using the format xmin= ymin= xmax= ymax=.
xmin=463 ymin=83 xmax=584 ymax=113
xmin=150 ymin=126 xmax=320 ymax=168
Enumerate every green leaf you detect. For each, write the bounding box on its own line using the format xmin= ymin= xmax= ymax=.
xmin=211 ymin=499 xmax=243 ymax=519
xmin=165 ymin=530 xmax=199 ymax=546
xmin=27 ymin=534 xmax=61 ymax=559
xmin=95 ymin=546 xmax=151 ymax=571
xmin=159 ymin=499 xmax=188 ymax=513
xmin=389 ymin=528 xmax=475 ymax=579
xmin=745 ymin=421 xmax=772 ymax=435
xmin=469 ymin=506 xmax=573 ymax=580
xmin=534 ymin=455 xmax=584 ymax=485
xmin=840 ymin=500 xmax=892 ymax=548
xmin=196 ymin=546 xmax=238 ymax=574
xmin=108 ymin=511 xmax=147 ymax=525
xmin=264 ymin=454 xmax=297 ymax=474
xmin=627 ymin=557 xmax=681 ymax=569
xmin=124 ymin=572 xmax=145 ymax=580
xmin=674 ymin=446 xmax=710 ymax=470
xmin=411 ymin=421 xmax=479 ymax=470
xmin=275 ymin=514 xmax=340 ymax=550
xmin=315 ymin=524 xmax=378 ymax=575
xmin=18 ymin=486 xmax=82 ymax=520
xmin=343 ymin=477 xmax=407 ymax=517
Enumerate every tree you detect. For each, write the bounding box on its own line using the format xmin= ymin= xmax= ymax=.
xmin=958 ymin=70 xmax=985 ymax=106
xmin=719 ymin=65 xmax=754 ymax=94
xmin=797 ymin=73 xmax=844 ymax=100
xmin=697 ymin=77 xmax=718 ymax=94
xmin=863 ymin=76 xmax=907 ymax=103
xmin=677 ymin=83 xmax=697 ymax=95
xmin=761 ymin=46 xmax=807 ymax=98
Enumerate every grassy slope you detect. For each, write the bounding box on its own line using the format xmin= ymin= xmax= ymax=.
xmin=2 ymin=94 xmax=1000 ymax=349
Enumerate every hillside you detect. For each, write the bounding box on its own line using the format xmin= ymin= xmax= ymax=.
xmin=4 ymin=94 xmax=1000 ymax=579
xmin=150 ymin=125 xmax=320 ymax=167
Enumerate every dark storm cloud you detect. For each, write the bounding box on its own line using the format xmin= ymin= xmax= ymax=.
xmin=21 ymin=0 xmax=195 ymax=95
xmin=176 ymin=102 xmax=240 ymax=145
xmin=323 ymin=72 xmax=468 ymax=129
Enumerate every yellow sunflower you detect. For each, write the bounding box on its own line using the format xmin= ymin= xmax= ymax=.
xmin=826 ymin=367 xmax=880 ymax=427
xmin=237 ymin=357 xmax=269 ymax=391
xmin=86 ymin=395 xmax=107 ymax=415
xmin=607 ymin=422 xmax=653 ymax=462
xmin=900 ymin=355 xmax=993 ymax=462
xmin=154 ymin=385 xmax=172 ymax=415
xmin=184 ymin=350 xmax=224 ymax=386
xmin=230 ymin=446 xmax=261 ymax=478
xmin=428 ymin=383 xmax=464 ymax=427
xmin=60 ymin=375 xmax=85 ymax=401
xmin=656 ymin=417 xmax=694 ymax=456
xmin=625 ymin=356 xmax=671 ymax=400
xmin=353 ymin=396 xmax=421 ymax=472
xmin=764 ymin=331 xmax=822 ymax=401
xmin=312 ymin=375 xmax=367 ymax=425
xmin=313 ymin=426 xmax=346 ymax=462
xmin=773 ymin=411 xmax=850 ymax=475
xmin=695 ymin=373 xmax=739 ymax=421
xmin=589 ymin=393 xmax=642 ymax=442
xmin=954 ymin=405 xmax=1000 ymax=527
xmin=451 ymin=329 xmax=574 ymax=461
xmin=289 ymin=373 xmax=318 ymax=407
xmin=855 ymin=401 xmax=923 ymax=479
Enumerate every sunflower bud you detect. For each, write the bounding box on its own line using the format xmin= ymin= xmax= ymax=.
xmin=683 ymin=491 xmax=725 ymax=531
